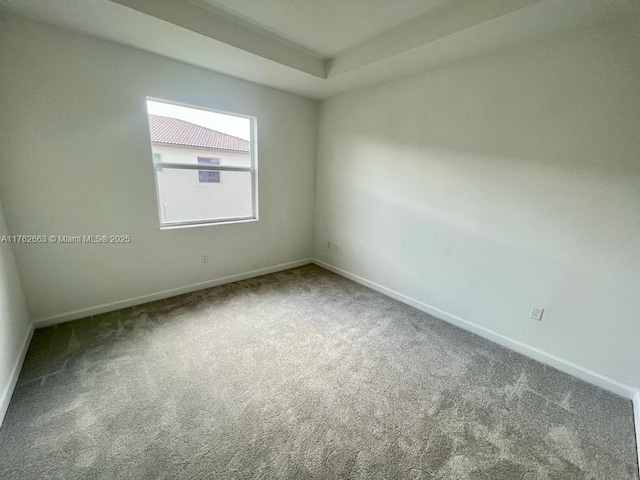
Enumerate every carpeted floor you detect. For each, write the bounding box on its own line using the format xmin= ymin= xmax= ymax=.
xmin=0 ymin=265 xmax=637 ymax=479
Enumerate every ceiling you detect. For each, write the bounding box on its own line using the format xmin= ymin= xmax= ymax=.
xmin=1 ymin=0 xmax=639 ymax=100
xmin=195 ymin=0 xmax=463 ymax=57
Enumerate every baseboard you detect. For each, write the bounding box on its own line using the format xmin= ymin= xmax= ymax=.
xmin=634 ymin=392 xmax=640 ymax=477
xmin=33 ymin=258 xmax=313 ymax=329
xmin=0 ymin=324 xmax=34 ymax=429
xmin=313 ymin=259 xmax=638 ymax=400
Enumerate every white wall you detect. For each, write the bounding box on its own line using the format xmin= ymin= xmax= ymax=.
xmin=152 ymin=145 xmax=252 ymax=222
xmin=315 ymin=18 xmax=640 ymax=389
xmin=0 ymin=200 xmax=31 ymax=425
xmin=152 ymin=145 xmax=249 ymax=167
xmin=0 ymin=14 xmax=317 ymax=322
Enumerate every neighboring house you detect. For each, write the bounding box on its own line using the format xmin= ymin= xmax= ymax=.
xmin=148 ymin=114 xmax=252 ymax=223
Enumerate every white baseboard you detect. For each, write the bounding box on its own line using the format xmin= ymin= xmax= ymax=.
xmin=33 ymin=259 xmax=313 ymax=329
xmin=634 ymin=392 xmax=640 ymax=478
xmin=0 ymin=324 xmax=34 ymax=429
xmin=313 ymin=259 xmax=638 ymax=400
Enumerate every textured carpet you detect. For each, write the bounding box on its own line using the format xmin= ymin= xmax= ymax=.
xmin=0 ymin=265 xmax=637 ymax=479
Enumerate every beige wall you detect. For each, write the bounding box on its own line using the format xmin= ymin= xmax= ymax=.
xmin=314 ymin=18 xmax=640 ymax=388
xmin=0 ymin=200 xmax=31 ymax=424
xmin=0 ymin=14 xmax=318 ymax=322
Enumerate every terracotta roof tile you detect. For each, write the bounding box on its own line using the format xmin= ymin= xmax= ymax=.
xmin=148 ymin=114 xmax=250 ymax=152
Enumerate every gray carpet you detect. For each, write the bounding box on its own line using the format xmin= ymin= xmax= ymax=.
xmin=0 ymin=265 xmax=637 ymax=479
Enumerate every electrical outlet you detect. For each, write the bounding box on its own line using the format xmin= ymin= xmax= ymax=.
xmin=201 ymin=253 xmax=209 ymax=263
xmin=327 ymin=241 xmax=339 ymax=253
xmin=530 ymin=306 xmax=544 ymax=321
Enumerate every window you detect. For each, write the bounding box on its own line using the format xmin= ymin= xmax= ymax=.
xmin=197 ymin=157 xmax=221 ymax=183
xmin=146 ymin=98 xmax=257 ymax=228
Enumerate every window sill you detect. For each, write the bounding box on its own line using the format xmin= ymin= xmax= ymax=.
xmin=159 ymin=217 xmax=258 ymax=230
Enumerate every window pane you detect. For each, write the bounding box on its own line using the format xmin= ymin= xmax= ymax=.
xmin=198 ymin=170 xmax=220 ymax=183
xmin=156 ymin=168 xmax=253 ymax=223
xmin=197 ymin=157 xmax=221 ymax=183
xmin=198 ymin=157 xmax=219 ymax=164
xmin=146 ymin=98 xmax=255 ymax=226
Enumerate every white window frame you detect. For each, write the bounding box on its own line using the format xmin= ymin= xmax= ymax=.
xmin=146 ymin=98 xmax=258 ymax=229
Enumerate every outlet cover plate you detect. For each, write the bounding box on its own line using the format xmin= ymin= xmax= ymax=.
xmin=530 ymin=306 xmax=544 ymax=321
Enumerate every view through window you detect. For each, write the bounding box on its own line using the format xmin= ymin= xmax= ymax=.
xmin=146 ymin=98 xmax=256 ymax=227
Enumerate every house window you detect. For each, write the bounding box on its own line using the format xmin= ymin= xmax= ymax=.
xmin=146 ymin=98 xmax=257 ymax=228
xmin=152 ymin=153 xmax=163 ymax=173
xmin=197 ymin=157 xmax=221 ymax=183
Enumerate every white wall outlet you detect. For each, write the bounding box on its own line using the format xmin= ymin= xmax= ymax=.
xmin=530 ymin=306 xmax=544 ymax=321
xmin=201 ymin=253 xmax=209 ymax=263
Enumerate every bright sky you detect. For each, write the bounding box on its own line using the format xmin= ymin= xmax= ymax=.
xmin=146 ymin=99 xmax=251 ymax=141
